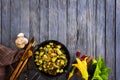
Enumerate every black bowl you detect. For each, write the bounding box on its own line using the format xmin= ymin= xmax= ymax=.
xmin=33 ymin=40 xmax=70 ymax=77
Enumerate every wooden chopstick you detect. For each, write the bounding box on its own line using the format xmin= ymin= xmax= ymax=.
xmin=9 ymin=59 xmax=25 ymax=80
xmin=14 ymin=50 xmax=32 ymax=80
xmin=14 ymin=58 xmax=29 ymax=80
xmin=10 ymin=50 xmax=32 ymax=80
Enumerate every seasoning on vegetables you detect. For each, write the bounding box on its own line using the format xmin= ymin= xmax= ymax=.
xmin=34 ymin=42 xmax=68 ymax=75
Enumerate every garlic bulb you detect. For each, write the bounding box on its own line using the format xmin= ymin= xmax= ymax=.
xmin=15 ymin=33 xmax=28 ymax=48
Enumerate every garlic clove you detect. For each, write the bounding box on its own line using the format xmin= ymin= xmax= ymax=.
xmin=15 ymin=37 xmax=25 ymax=45
xmin=17 ymin=33 xmax=24 ymax=37
xmin=16 ymin=44 xmax=25 ymax=49
xmin=23 ymin=38 xmax=28 ymax=44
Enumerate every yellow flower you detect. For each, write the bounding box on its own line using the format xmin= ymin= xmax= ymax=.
xmin=72 ymin=58 xmax=88 ymax=80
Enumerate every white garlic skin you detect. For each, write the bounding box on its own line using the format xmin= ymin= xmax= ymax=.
xmin=17 ymin=33 xmax=24 ymax=37
xmin=15 ymin=33 xmax=28 ymax=48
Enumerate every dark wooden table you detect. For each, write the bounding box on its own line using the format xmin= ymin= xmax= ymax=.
xmin=0 ymin=0 xmax=119 ymax=80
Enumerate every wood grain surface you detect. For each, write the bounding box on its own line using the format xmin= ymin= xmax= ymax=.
xmin=116 ymin=0 xmax=120 ymax=80
xmin=1 ymin=0 xmax=11 ymax=47
xmin=0 ymin=0 xmax=118 ymax=80
xmin=106 ymin=0 xmax=115 ymax=79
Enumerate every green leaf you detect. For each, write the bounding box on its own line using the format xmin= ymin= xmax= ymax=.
xmin=100 ymin=68 xmax=110 ymax=80
xmin=92 ymin=56 xmax=111 ymax=80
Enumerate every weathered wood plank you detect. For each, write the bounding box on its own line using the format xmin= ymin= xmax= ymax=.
xmin=20 ymin=0 xmax=29 ymax=38
xmin=96 ymin=0 xmax=105 ymax=59
xmin=77 ymin=0 xmax=87 ymax=54
xmin=0 ymin=0 xmax=1 ymax=43
xmin=57 ymin=1 xmax=67 ymax=79
xmin=116 ymin=0 xmax=120 ymax=79
xmin=67 ymin=0 xmax=77 ymax=60
xmin=86 ymin=0 xmax=96 ymax=57
xmin=1 ymin=0 xmax=11 ymax=47
xmin=106 ymin=0 xmax=115 ymax=79
xmin=10 ymin=0 xmax=21 ymax=49
xmin=49 ymin=0 xmax=58 ymax=40
xmin=40 ymin=0 xmax=49 ymax=42
xmin=57 ymin=0 xmax=67 ymax=45
xmin=29 ymin=0 xmax=40 ymax=43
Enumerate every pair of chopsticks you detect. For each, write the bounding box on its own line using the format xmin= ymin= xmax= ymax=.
xmin=9 ymin=37 xmax=34 ymax=80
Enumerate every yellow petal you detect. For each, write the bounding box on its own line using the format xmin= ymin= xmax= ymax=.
xmin=81 ymin=58 xmax=87 ymax=69
xmin=72 ymin=58 xmax=88 ymax=80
